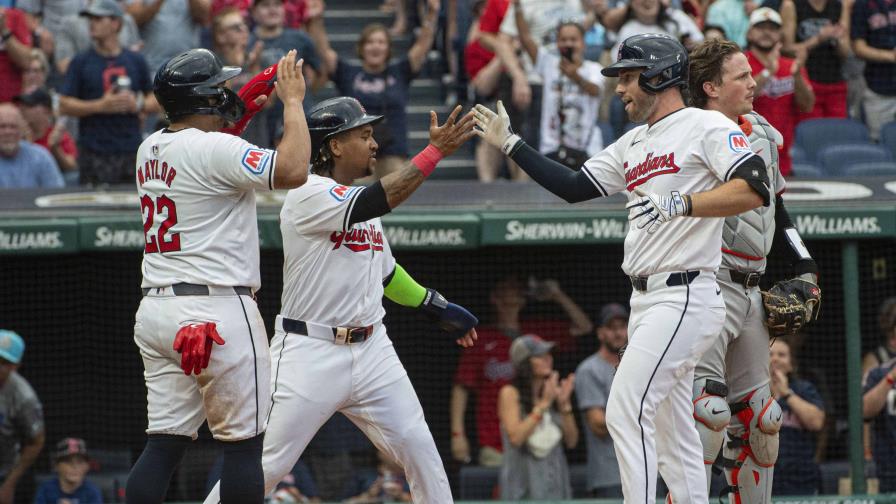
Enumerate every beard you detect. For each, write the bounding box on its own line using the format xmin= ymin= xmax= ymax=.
xmin=628 ymin=93 xmax=658 ymax=123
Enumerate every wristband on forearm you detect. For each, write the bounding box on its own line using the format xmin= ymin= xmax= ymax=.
xmin=502 ymin=134 xmax=524 ymax=157
xmin=412 ymin=144 xmax=443 ymax=177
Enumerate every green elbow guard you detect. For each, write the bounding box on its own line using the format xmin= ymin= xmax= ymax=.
xmin=383 ymin=263 xmax=427 ymax=307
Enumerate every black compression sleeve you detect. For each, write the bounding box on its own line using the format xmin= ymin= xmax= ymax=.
xmin=508 ymin=141 xmax=604 ymax=203
xmin=347 ymin=181 xmax=392 ymax=228
xmin=772 ymin=194 xmax=819 ymax=276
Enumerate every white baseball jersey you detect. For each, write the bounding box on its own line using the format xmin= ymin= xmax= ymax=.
xmin=279 ymin=174 xmax=396 ymax=327
xmin=136 ymin=129 xmax=277 ymax=290
xmin=582 ymin=107 xmax=755 ymax=276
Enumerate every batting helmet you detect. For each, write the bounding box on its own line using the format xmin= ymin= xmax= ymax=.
xmin=601 ymin=33 xmax=688 ymax=94
xmin=154 ymin=48 xmax=245 ymax=123
xmin=308 ymin=97 xmax=383 ymax=163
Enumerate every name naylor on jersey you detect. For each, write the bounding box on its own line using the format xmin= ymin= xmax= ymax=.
xmin=138 ymin=159 xmax=177 ymax=187
xmin=624 ymin=152 xmax=681 ymax=190
xmin=330 ymin=225 xmax=384 ymax=252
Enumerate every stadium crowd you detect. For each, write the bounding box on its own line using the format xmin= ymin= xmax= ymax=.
xmin=0 ymin=0 xmax=894 ymax=188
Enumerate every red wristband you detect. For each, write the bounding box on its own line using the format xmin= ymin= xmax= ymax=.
xmin=887 ymin=374 xmax=895 ymax=386
xmin=451 ymin=431 xmax=463 ymax=437
xmin=411 ymin=144 xmax=443 ymax=177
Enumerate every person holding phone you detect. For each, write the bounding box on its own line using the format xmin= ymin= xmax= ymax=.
xmin=512 ymin=1 xmax=605 ymax=170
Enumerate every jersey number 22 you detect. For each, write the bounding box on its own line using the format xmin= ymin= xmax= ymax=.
xmin=141 ymin=194 xmax=181 ymax=254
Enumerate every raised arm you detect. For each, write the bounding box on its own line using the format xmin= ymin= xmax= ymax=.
xmin=273 ymin=51 xmax=311 ymax=189
xmin=126 ymin=0 xmax=165 ymax=27
xmin=304 ymin=0 xmax=339 ymax=77
xmin=512 ymin=0 xmax=538 ymax=62
xmin=408 ymin=0 xmax=440 ymax=73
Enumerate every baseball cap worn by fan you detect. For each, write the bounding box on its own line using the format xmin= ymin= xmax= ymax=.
xmin=13 ymin=88 xmax=52 ymax=108
xmin=510 ymin=335 xmax=555 ymax=368
xmin=0 ymin=330 xmax=25 ymax=364
xmin=53 ymin=437 xmax=89 ymax=463
xmin=80 ymin=0 xmax=124 ymax=18
xmin=749 ymin=7 xmax=782 ymax=28
xmin=599 ymin=303 xmax=629 ymax=327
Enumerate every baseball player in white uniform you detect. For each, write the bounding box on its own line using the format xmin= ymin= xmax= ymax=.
xmin=687 ymin=39 xmax=821 ymax=504
xmin=203 ymin=98 xmax=478 ymax=503
xmin=127 ymin=49 xmax=310 ymax=504
xmin=474 ymin=33 xmax=772 ymax=503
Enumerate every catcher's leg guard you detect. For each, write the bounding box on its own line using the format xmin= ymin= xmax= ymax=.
xmin=693 ymin=378 xmax=731 ymax=489
xmin=721 ymin=385 xmax=781 ymax=504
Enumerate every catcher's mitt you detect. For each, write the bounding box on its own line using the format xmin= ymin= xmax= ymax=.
xmin=761 ymin=277 xmax=821 ymax=337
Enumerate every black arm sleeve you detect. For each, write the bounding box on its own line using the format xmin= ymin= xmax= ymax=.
xmin=772 ymin=194 xmax=819 ymax=276
xmin=347 ymin=181 xmax=392 ymax=228
xmin=508 ymin=141 xmax=604 ymax=203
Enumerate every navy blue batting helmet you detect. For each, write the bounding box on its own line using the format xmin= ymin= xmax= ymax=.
xmin=307 ymin=97 xmax=384 ymax=163
xmin=602 ymin=33 xmax=688 ymax=94
xmin=154 ymin=49 xmax=245 ymax=123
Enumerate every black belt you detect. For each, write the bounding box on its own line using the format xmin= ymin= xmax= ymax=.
xmin=629 ymin=270 xmax=700 ymax=292
xmin=281 ymin=317 xmax=373 ymax=344
xmin=726 ymin=269 xmax=763 ymax=289
xmin=142 ymin=283 xmax=253 ymax=297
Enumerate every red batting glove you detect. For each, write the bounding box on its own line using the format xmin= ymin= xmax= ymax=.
xmin=173 ymin=322 xmax=226 ymax=375
xmin=221 ymin=63 xmax=279 ymax=136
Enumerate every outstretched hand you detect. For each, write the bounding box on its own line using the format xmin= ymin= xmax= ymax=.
xmin=473 ymin=100 xmax=519 ymax=153
xmin=428 ymin=105 xmax=476 ymax=156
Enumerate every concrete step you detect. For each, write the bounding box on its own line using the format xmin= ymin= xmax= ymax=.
xmin=310 ymin=79 xmax=444 ymax=103
xmin=324 ymin=10 xmax=393 ymax=34
xmin=325 ymin=0 xmax=385 ymax=10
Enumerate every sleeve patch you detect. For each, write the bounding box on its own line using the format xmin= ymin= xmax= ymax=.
xmin=329 ymin=184 xmax=360 ymax=202
xmin=241 ymin=148 xmax=272 ymax=175
xmin=728 ymin=132 xmax=751 ymax=153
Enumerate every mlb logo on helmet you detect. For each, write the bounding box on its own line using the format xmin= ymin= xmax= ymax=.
xmin=241 ymin=148 xmax=270 ymax=175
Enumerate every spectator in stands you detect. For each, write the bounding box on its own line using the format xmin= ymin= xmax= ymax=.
xmin=268 ymin=459 xmax=320 ymax=503
xmin=305 ymin=0 xmax=440 ymax=178
xmin=125 ymin=0 xmax=210 ymax=74
xmin=862 ymin=354 xmax=896 ymax=492
xmin=780 ymin=0 xmax=850 ymax=120
xmin=705 ymin=0 xmax=754 ymax=47
xmin=495 ymin=0 xmax=586 ymax=169
xmin=850 ymin=0 xmax=896 ymax=140
xmin=0 ymin=6 xmax=34 ymax=103
xmin=575 ymin=303 xmax=628 ymax=499
xmin=246 ymin=0 xmax=319 ymax=147
xmin=15 ymin=0 xmax=81 ymax=46
xmin=0 ymin=103 xmax=63 ymax=188
xmin=33 ymin=438 xmax=103 ymax=504
xmin=0 ymin=330 xmax=45 ymax=504
xmin=864 ymin=297 xmax=896 ymax=373
xmin=703 ymin=23 xmax=728 ymax=40
xmin=58 ymin=0 xmax=157 ymax=186
xmin=20 ymin=50 xmax=48 ymax=96
xmin=450 ymin=275 xmax=591 ymax=467
xmin=745 ymin=7 xmax=815 ymax=177
xmin=53 ymin=6 xmax=141 ymax=76
xmin=611 ymin=0 xmax=704 ymax=56
xmin=769 ymin=338 xmax=826 ymax=496
xmin=15 ymin=88 xmax=78 ymax=184
xmin=513 ymin=13 xmax=606 ymax=170
xmin=498 ymin=334 xmax=577 ymax=500
xmin=344 ymin=451 xmax=411 ymax=503
xmin=17 ymin=5 xmax=52 ymax=63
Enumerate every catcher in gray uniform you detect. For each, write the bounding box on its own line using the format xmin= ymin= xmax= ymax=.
xmin=687 ymin=39 xmax=822 ymax=504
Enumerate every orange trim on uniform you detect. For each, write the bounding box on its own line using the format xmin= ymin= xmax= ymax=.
xmin=737 ymin=115 xmax=753 ymax=136
xmin=722 ymin=248 xmax=764 ymax=261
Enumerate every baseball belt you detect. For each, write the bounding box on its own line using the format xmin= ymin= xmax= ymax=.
xmin=280 ymin=316 xmax=373 ymax=345
xmin=142 ymin=283 xmax=253 ymax=297
xmin=629 ymin=270 xmax=700 ymax=293
xmin=721 ymin=268 xmax=763 ymax=289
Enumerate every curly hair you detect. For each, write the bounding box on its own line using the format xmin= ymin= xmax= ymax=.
xmin=687 ymin=38 xmax=743 ymax=109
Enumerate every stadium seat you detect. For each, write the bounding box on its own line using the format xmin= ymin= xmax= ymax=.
xmin=791 ymin=162 xmax=824 ymax=178
xmin=881 ymin=121 xmax=896 ymax=158
xmin=791 ymin=144 xmax=808 ymax=164
xmin=458 ymin=465 xmax=498 ymax=500
xmin=817 ymin=143 xmax=893 ymax=176
xmin=843 ymin=161 xmax=896 ymax=177
xmin=795 ymin=118 xmax=870 ymax=161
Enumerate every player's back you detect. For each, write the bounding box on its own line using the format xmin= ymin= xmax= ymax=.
xmin=136 ymin=128 xmax=277 ymax=290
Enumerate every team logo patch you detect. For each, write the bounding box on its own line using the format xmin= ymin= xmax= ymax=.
xmin=241 ymin=148 xmax=271 ymax=175
xmin=728 ymin=132 xmax=751 ymax=153
xmin=329 ymin=184 xmax=358 ymax=202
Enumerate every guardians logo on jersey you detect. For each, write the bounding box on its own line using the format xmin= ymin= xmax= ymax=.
xmin=330 ymin=223 xmax=384 ymax=253
xmin=624 ymin=152 xmax=681 ymax=190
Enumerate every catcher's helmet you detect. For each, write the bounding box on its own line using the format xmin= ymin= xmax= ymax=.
xmin=601 ymin=33 xmax=688 ymax=94
xmin=154 ymin=48 xmax=245 ymax=123
xmin=308 ymin=97 xmax=384 ymax=162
